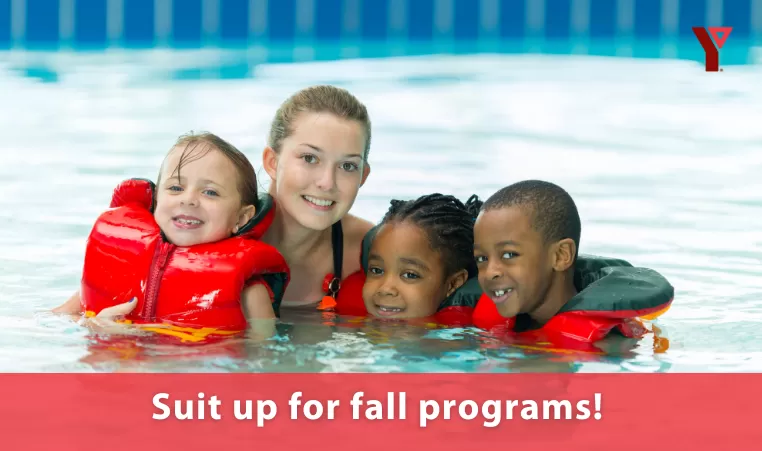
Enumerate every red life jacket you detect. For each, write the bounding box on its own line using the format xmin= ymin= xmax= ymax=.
xmin=80 ymin=179 xmax=290 ymax=336
xmin=472 ymin=256 xmax=674 ymax=352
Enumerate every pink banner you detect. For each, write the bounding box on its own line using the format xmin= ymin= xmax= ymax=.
xmin=2 ymin=374 xmax=760 ymax=450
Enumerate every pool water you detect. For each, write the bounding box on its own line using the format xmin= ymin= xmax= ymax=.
xmin=1 ymin=45 xmax=761 ymax=372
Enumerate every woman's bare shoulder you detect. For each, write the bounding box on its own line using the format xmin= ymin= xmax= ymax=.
xmin=340 ymin=214 xmax=375 ymax=277
xmin=342 ymin=213 xmax=375 ymax=243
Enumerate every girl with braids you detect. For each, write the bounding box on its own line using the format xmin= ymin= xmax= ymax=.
xmin=346 ymin=193 xmax=484 ymax=320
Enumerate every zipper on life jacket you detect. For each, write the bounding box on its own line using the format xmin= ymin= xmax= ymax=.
xmin=142 ymin=240 xmax=175 ymax=321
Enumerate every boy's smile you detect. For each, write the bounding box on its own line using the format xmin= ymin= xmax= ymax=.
xmin=489 ymin=287 xmax=515 ymax=304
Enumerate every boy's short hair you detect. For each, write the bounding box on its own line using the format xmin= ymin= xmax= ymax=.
xmin=481 ymin=180 xmax=581 ymax=261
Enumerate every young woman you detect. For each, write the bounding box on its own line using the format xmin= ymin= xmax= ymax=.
xmin=259 ymin=85 xmax=375 ymax=308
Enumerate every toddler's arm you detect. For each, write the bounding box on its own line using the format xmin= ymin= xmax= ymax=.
xmin=242 ymin=281 xmax=276 ymax=341
xmin=53 ymin=291 xmax=82 ymax=314
xmin=54 ymin=179 xmax=154 ymax=315
xmin=242 ymin=281 xmax=276 ymax=320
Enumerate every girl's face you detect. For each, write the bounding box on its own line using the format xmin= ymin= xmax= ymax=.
xmin=363 ymin=221 xmax=462 ymax=319
xmin=263 ymin=112 xmax=370 ymax=232
xmin=154 ymin=146 xmax=255 ymax=247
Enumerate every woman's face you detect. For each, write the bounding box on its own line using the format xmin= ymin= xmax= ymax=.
xmin=264 ymin=112 xmax=370 ymax=231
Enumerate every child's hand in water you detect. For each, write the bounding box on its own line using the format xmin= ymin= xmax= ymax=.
xmin=95 ymin=298 xmax=138 ymax=318
xmin=81 ymin=298 xmax=168 ymax=335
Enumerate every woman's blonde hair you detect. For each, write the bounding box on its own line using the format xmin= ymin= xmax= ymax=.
xmin=268 ymin=85 xmax=372 ymax=160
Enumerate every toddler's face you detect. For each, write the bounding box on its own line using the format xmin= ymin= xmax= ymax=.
xmin=362 ymin=221 xmax=451 ymax=319
xmin=154 ymin=146 xmax=252 ymax=247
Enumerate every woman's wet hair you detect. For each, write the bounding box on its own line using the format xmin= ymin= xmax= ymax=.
xmin=380 ymin=193 xmax=483 ymax=278
xmin=268 ymin=85 xmax=372 ymax=160
xmin=158 ymin=132 xmax=258 ymax=207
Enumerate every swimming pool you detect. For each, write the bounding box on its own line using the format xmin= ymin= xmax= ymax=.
xmin=1 ymin=44 xmax=760 ymax=372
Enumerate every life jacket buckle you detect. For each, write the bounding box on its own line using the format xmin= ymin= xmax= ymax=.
xmin=322 ymin=273 xmax=341 ymax=297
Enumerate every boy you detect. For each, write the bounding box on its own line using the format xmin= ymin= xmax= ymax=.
xmin=472 ymin=180 xmax=673 ymax=341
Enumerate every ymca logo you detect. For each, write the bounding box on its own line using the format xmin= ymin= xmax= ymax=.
xmin=692 ymin=26 xmax=732 ymax=72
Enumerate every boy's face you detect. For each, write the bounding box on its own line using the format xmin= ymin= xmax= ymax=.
xmin=473 ymin=206 xmax=554 ymax=318
xmin=362 ymin=221 xmax=451 ymax=319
